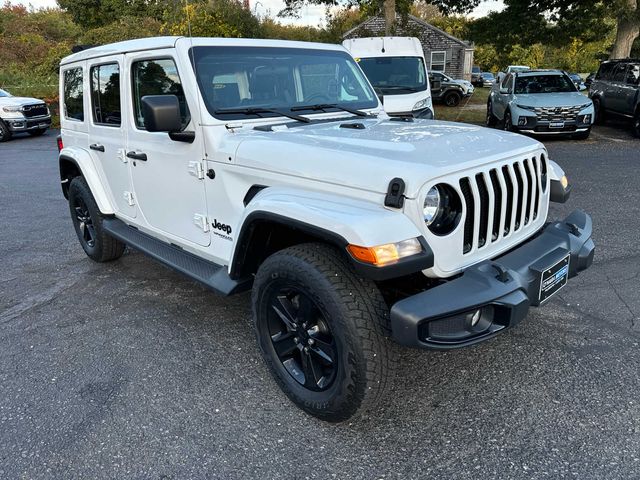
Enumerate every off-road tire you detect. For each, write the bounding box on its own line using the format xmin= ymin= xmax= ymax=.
xmin=252 ymin=243 xmax=395 ymax=422
xmin=28 ymin=128 xmax=47 ymax=137
xmin=444 ymin=91 xmax=461 ymax=107
xmin=486 ymin=100 xmax=498 ymax=127
xmin=0 ymin=120 xmax=12 ymax=142
xmin=68 ymin=177 xmax=125 ymax=262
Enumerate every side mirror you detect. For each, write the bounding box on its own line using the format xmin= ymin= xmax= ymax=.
xmin=141 ymin=95 xmax=182 ymax=132
xmin=499 ymin=87 xmax=510 ymax=95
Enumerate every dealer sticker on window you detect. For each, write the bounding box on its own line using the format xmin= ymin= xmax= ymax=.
xmin=539 ymin=255 xmax=570 ymax=303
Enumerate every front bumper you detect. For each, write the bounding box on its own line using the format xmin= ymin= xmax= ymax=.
xmin=390 ymin=210 xmax=595 ymax=350
xmin=512 ymin=113 xmax=592 ymax=135
xmin=5 ymin=115 xmax=51 ymax=132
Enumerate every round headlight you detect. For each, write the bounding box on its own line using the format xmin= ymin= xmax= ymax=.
xmin=423 ymin=186 xmax=441 ymax=226
xmin=423 ymin=183 xmax=463 ymax=235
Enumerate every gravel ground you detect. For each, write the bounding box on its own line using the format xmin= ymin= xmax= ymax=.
xmin=1 ymin=124 xmax=639 ymax=479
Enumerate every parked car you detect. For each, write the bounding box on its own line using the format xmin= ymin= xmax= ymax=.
xmin=0 ymin=88 xmax=52 ymax=142
xmin=568 ymin=73 xmax=586 ymax=91
xmin=487 ymin=69 xmax=594 ymax=139
xmin=471 ymin=65 xmax=482 ymax=86
xmin=343 ymin=37 xmax=433 ymax=119
xmin=479 ymin=72 xmax=496 ymax=87
xmin=57 ymin=37 xmax=594 ymax=422
xmin=589 ymin=59 xmax=640 ymax=137
xmin=432 ymin=71 xmax=474 ymax=95
xmin=429 ymin=71 xmax=471 ymax=106
xmin=585 ymin=72 xmax=596 ymax=89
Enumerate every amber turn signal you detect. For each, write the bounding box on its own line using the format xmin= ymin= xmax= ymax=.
xmin=347 ymin=238 xmax=422 ymax=266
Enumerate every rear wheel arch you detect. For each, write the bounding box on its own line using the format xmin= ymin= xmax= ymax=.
xmin=59 ymin=156 xmax=82 ymax=199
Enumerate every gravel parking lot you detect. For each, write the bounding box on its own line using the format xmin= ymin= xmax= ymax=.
xmin=1 ymin=125 xmax=639 ymax=479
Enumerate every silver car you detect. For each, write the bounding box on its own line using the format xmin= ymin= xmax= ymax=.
xmin=487 ymin=70 xmax=594 ymax=140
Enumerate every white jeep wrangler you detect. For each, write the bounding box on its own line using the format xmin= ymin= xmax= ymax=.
xmin=58 ymin=37 xmax=595 ymax=422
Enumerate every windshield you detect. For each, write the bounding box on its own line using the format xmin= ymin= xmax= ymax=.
xmin=191 ymin=46 xmax=377 ymax=119
xmin=0 ymin=88 xmax=11 ymax=97
xmin=357 ymin=56 xmax=427 ymax=95
xmin=515 ymin=75 xmax=577 ymax=94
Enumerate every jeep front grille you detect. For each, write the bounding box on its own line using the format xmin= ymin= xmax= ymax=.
xmin=534 ymin=106 xmax=581 ymax=122
xmin=460 ymin=155 xmax=546 ymax=254
xmin=22 ymin=104 xmax=48 ymax=118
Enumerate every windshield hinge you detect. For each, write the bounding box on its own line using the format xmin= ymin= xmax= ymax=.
xmin=188 ymin=160 xmax=205 ymax=180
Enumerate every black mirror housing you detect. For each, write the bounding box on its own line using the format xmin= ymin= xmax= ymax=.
xmin=141 ymin=95 xmax=182 ymax=132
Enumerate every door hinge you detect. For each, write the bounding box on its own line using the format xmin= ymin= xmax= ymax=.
xmin=123 ymin=191 xmax=135 ymax=206
xmin=117 ymin=148 xmax=128 ymax=163
xmin=193 ymin=213 xmax=210 ymax=232
xmin=188 ymin=160 xmax=205 ymax=180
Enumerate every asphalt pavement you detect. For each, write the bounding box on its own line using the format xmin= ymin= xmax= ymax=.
xmin=1 ymin=124 xmax=639 ymax=479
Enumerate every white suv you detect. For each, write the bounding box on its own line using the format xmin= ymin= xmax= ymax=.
xmin=58 ymin=37 xmax=595 ymax=422
xmin=0 ymin=88 xmax=52 ymax=142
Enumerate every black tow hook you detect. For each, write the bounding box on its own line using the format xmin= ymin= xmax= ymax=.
xmin=493 ymin=264 xmax=511 ymax=283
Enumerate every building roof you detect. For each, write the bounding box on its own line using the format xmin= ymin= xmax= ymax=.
xmin=342 ymin=14 xmax=472 ymax=49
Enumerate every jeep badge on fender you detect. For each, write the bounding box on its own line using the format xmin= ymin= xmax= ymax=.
xmin=57 ymin=37 xmax=594 ymax=422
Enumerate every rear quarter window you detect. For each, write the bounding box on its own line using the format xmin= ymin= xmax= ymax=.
xmin=63 ymin=67 xmax=84 ymax=121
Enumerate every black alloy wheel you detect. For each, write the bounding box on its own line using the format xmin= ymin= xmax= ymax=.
xmin=73 ymin=198 xmax=96 ymax=249
xmin=267 ymin=286 xmax=337 ymax=391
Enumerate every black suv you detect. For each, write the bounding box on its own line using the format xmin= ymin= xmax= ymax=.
xmin=589 ymin=59 xmax=640 ymax=137
xmin=429 ymin=72 xmax=468 ymax=107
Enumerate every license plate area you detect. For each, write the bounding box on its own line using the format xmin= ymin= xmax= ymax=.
xmin=538 ymin=254 xmax=570 ymax=303
xmin=549 ymin=121 xmax=565 ymax=129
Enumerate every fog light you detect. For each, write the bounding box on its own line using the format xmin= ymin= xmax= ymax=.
xmin=518 ymin=117 xmax=527 ymax=126
xmin=468 ymin=309 xmax=481 ymax=327
xmin=582 ymin=114 xmax=592 ymax=124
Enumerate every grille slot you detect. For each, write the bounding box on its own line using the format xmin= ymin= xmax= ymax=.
xmin=460 ymin=178 xmax=474 ymax=254
xmin=489 ymin=169 xmax=502 ymax=242
xmin=475 ymin=174 xmax=489 ymax=248
xmin=459 ymin=156 xmax=545 ymax=255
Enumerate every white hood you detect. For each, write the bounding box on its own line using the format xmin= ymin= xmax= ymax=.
xmin=231 ymin=118 xmax=543 ymax=198
xmin=513 ymin=92 xmax=591 ymax=108
xmin=0 ymin=96 xmax=46 ymax=107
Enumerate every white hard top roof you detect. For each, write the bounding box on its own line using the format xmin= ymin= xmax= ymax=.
xmin=342 ymin=37 xmax=424 ymax=59
xmin=60 ymin=36 xmax=347 ymax=66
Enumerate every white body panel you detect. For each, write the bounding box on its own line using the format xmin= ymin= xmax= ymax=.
xmin=59 ymin=37 xmax=556 ymax=279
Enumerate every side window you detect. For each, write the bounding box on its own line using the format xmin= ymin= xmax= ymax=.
xmin=430 ymin=51 xmax=446 ymax=72
xmin=612 ymin=64 xmax=627 ymax=83
xmin=90 ymin=63 xmax=121 ymax=126
xmin=626 ymin=64 xmax=640 ymax=85
xmin=596 ymin=63 xmax=614 ymax=80
xmin=131 ymin=58 xmax=190 ymax=129
xmin=501 ymin=74 xmax=512 ymax=90
xmin=63 ymin=67 xmax=84 ymax=121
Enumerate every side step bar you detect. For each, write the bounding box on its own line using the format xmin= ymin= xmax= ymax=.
xmin=103 ymin=218 xmax=252 ymax=296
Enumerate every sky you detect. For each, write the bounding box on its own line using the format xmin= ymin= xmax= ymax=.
xmin=13 ymin=0 xmax=505 ymax=26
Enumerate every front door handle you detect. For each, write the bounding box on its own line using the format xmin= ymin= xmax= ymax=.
xmin=89 ymin=144 xmax=105 ymax=152
xmin=126 ymin=151 xmax=147 ymax=161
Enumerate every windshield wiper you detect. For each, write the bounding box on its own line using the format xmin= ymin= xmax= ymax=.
xmin=213 ymin=107 xmax=310 ymax=123
xmin=291 ymin=103 xmax=370 ymax=117
xmin=379 ymin=86 xmax=422 ymax=93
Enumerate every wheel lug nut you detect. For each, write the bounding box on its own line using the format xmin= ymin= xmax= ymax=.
xmin=303 ymin=347 xmax=309 ymax=353
xmin=293 ymin=337 xmax=299 ymax=344
xmin=308 ymin=339 xmax=314 ymax=345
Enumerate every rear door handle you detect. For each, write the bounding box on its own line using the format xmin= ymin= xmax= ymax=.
xmin=126 ymin=151 xmax=147 ymax=161
xmin=89 ymin=144 xmax=105 ymax=152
